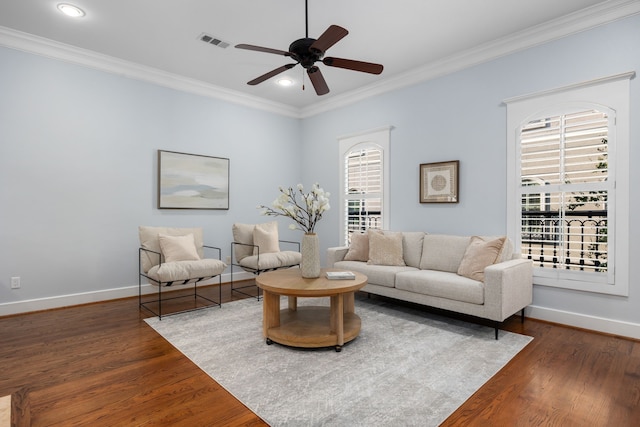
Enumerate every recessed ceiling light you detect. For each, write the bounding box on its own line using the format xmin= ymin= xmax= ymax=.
xmin=57 ymin=3 xmax=85 ymax=18
xmin=277 ymin=78 xmax=294 ymax=87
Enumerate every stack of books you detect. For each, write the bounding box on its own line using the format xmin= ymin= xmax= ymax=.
xmin=326 ymin=271 xmax=356 ymax=280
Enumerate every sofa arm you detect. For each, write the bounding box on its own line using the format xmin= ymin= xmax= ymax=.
xmin=327 ymin=246 xmax=349 ymax=267
xmin=483 ymin=259 xmax=533 ymax=322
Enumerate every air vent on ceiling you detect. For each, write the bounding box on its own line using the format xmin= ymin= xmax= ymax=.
xmin=199 ymin=33 xmax=230 ymax=49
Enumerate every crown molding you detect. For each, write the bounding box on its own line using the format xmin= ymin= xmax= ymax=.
xmin=503 ymin=70 xmax=636 ymax=104
xmin=300 ymin=0 xmax=640 ymax=118
xmin=0 ymin=26 xmax=301 ymax=118
xmin=1 ymin=0 xmax=639 ymax=120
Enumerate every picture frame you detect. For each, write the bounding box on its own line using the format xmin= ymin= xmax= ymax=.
xmin=158 ymin=150 xmax=229 ymax=210
xmin=420 ymin=160 xmax=459 ymax=203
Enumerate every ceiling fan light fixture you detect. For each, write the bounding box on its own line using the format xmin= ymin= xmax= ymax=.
xmin=57 ymin=3 xmax=85 ymax=18
xmin=235 ymin=0 xmax=383 ymax=96
xmin=277 ymin=78 xmax=294 ymax=87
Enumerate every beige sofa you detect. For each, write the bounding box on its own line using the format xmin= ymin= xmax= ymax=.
xmin=327 ymin=231 xmax=533 ymax=339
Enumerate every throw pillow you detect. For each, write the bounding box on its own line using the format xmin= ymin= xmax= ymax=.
xmin=158 ymin=233 xmax=201 ymax=263
xmin=253 ymin=221 xmax=280 ymax=255
xmin=367 ymin=230 xmax=406 ymax=266
xmin=344 ymin=232 xmax=369 ymax=261
xmin=457 ymin=236 xmax=506 ymax=282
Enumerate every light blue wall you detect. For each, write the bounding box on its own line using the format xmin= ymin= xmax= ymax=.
xmin=1 ymin=13 xmax=638 ymax=330
xmin=302 ymin=14 xmax=640 ymax=326
xmin=0 ymin=46 xmax=301 ymax=303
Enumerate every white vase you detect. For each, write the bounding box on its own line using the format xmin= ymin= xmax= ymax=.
xmin=301 ymin=233 xmax=321 ymax=278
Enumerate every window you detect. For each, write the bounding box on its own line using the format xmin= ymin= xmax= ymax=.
xmin=345 ymin=147 xmax=382 ymax=237
xmin=505 ymin=73 xmax=632 ymax=296
xmin=338 ymin=127 xmax=391 ymax=245
xmin=520 ymin=110 xmax=610 ymax=274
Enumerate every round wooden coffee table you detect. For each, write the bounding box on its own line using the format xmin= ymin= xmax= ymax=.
xmin=256 ymin=268 xmax=367 ymax=352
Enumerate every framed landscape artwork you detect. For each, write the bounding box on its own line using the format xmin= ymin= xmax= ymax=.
xmin=158 ymin=150 xmax=229 ymax=210
xmin=420 ymin=160 xmax=459 ymax=203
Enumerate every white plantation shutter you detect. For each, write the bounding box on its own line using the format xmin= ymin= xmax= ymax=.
xmin=520 ymin=109 xmax=612 ymax=282
xmin=344 ymin=147 xmax=383 ymax=240
xmin=521 ymin=110 xmax=608 ymax=186
xmin=519 ymin=109 xmax=610 ymax=278
xmin=506 ymin=72 xmax=631 ymax=295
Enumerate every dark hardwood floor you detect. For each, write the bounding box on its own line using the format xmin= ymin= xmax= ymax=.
xmin=1 ymin=281 xmax=639 ymax=426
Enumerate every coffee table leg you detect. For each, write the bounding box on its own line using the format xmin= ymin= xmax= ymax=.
xmin=344 ymin=292 xmax=355 ymax=313
xmin=330 ymin=294 xmax=344 ymax=351
xmin=288 ymin=296 xmax=297 ymax=311
xmin=262 ymin=290 xmax=280 ymax=341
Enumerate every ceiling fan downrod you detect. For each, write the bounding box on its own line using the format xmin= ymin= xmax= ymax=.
xmin=305 ymin=0 xmax=309 ymax=38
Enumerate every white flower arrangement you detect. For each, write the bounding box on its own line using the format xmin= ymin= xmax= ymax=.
xmin=258 ymin=183 xmax=330 ymax=234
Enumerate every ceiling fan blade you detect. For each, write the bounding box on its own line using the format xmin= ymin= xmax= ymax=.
xmin=322 ymin=57 xmax=384 ymax=75
xmin=235 ymin=44 xmax=292 ymax=57
xmin=247 ymin=63 xmax=297 ymax=86
xmin=307 ymin=66 xmax=329 ymax=95
xmin=309 ymin=25 xmax=348 ymax=54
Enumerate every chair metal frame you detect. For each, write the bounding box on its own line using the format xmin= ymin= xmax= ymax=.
xmin=139 ymin=245 xmax=223 ymax=319
xmin=230 ymin=240 xmax=300 ymax=300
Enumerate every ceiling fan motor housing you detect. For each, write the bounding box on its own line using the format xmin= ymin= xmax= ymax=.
xmin=289 ymin=38 xmax=322 ymax=68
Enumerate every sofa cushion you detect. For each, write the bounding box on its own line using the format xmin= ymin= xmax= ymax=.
xmin=333 ymin=260 xmax=417 ymax=288
xmin=457 ymin=236 xmax=506 ymax=281
xmin=419 ymin=234 xmax=470 ymax=273
xmin=368 ymin=230 xmax=406 ymax=266
xmin=396 ymin=270 xmax=484 ymax=305
xmin=158 ymin=233 xmax=200 ymax=263
xmin=402 ymin=232 xmax=425 ymax=268
xmin=253 ymin=222 xmax=280 ymax=255
xmin=499 ymin=237 xmax=514 ymax=262
xmin=344 ymin=232 xmax=369 ymax=261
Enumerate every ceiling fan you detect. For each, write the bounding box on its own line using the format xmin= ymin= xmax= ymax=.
xmin=235 ymin=0 xmax=384 ymax=96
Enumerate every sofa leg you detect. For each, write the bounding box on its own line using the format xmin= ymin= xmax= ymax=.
xmin=495 ymin=327 xmax=499 ymax=340
xmin=521 ymin=308 xmax=525 ymax=323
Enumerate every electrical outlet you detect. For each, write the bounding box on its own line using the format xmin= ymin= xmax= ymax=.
xmin=11 ymin=277 xmax=20 ymax=289
xmin=225 ymin=256 xmax=231 ymax=264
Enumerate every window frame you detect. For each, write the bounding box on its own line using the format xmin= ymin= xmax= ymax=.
xmin=505 ymin=73 xmax=632 ymax=296
xmin=338 ymin=127 xmax=391 ymax=246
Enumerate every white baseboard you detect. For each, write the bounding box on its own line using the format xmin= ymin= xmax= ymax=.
xmin=8 ymin=277 xmax=637 ymax=340
xmin=0 ymin=271 xmax=254 ymax=317
xmin=526 ymin=304 xmax=640 ymax=340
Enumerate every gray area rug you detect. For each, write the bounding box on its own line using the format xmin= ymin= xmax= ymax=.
xmin=145 ymin=295 xmax=532 ymax=426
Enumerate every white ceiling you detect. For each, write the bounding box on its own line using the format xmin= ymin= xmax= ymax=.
xmin=0 ymin=0 xmax=638 ymax=116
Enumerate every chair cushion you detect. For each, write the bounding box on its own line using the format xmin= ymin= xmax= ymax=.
xmin=233 ymin=221 xmax=280 ymax=261
xmin=148 ymin=259 xmax=226 ymax=284
xmin=158 ymin=233 xmax=200 ymax=263
xmin=139 ymin=226 xmax=204 ymax=273
xmin=253 ymin=221 xmax=280 ymax=255
xmin=232 ymin=223 xmax=256 ymax=262
xmin=457 ymin=236 xmax=506 ymax=282
xmin=239 ymin=251 xmax=301 ymax=271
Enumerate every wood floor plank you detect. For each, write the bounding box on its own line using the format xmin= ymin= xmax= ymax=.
xmin=1 ymin=282 xmax=639 ymax=425
xmin=441 ymin=311 xmax=640 ymax=426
